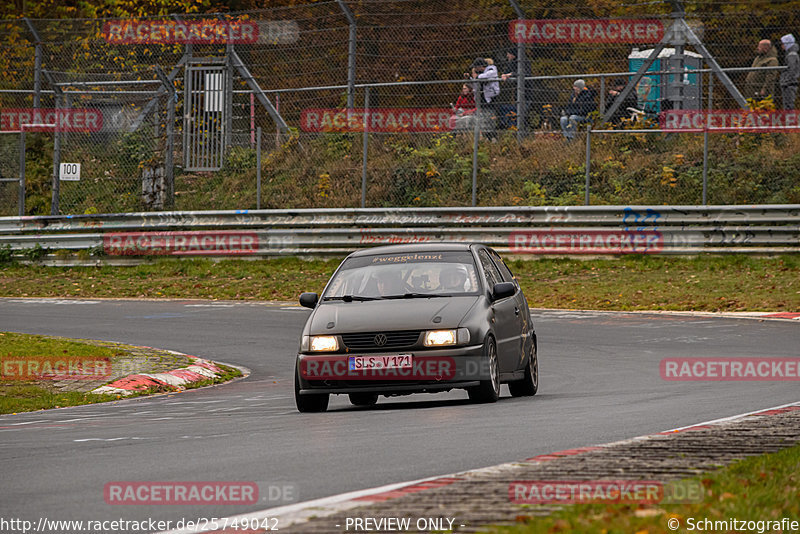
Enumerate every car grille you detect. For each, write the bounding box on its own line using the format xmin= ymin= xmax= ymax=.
xmin=341 ymin=330 xmax=422 ymax=351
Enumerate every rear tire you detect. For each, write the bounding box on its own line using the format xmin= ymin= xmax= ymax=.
xmin=509 ymin=341 xmax=538 ymax=397
xmin=468 ymin=336 xmax=500 ymax=403
xmin=349 ymin=393 xmax=379 ymax=406
xmin=294 ymin=363 xmax=329 ymax=413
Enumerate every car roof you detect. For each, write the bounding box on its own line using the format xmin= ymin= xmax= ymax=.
xmin=347 ymin=242 xmax=481 ymax=257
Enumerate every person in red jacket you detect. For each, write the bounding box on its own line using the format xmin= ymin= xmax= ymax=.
xmin=453 ymin=84 xmax=476 ymax=115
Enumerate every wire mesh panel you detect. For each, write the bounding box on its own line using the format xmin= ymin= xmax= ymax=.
xmin=184 ymin=61 xmax=229 ymax=171
xmin=53 ymin=76 xmax=168 ymax=214
xmin=0 ymin=131 xmax=21 ymax=216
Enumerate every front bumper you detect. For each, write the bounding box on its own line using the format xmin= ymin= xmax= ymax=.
xmin=296 ymin=343 xmax=486 ymax=395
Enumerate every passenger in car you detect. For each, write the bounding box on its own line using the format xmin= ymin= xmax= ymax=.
xmin=439 ymin=266 xmax=469 ymax=292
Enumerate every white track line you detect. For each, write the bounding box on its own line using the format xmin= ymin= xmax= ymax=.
xmin=158 ymin=399 xmax=800 ymax=534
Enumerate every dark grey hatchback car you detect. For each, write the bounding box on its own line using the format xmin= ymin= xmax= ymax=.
xmin=294 ymin=243 xmax=538 ymax=412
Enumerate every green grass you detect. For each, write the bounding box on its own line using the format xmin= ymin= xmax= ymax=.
xmin=0 ymin=331 xmax=122 ymax=359
xmin=0 ymin=384 xmax=120 ymax=414
xmin=484 ymin=441 xmax=800 ymax=534
xmin=1 ymin=255 xmax=798 ymax=312
xmin=0 ymin=332 xmax=242 ymax=413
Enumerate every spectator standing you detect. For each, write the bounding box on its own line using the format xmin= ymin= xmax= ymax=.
xmin=469 ymin=57 xmax=500 ymax=135
xmin=745 ymin=39 xmax=779 ymax=100
xmin=780 ymin=34 xmax=799 ymax=109
xmin=560 ymin=79 xmax=596 ymax=140
xmin=469 ymin=57 xmax=500 ymax=109
xmin=605 ymin=78 xmax=638 ymax=124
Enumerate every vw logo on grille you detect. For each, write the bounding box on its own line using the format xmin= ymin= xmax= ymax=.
xmin=373 ymin=333 xmax=388 ymax=346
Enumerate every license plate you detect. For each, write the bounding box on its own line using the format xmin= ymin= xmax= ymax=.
xmin=348 ymin=354 xmax=412 ymax=371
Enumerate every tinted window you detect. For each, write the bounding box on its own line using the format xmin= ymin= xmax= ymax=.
xmin=478 ymin=250 xmax=502 ymax=288
xmin=490 ymin=250 xmax=517 ymax=286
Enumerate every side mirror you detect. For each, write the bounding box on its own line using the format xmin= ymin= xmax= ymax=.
xmin=299 ymin=292 xmax=319 ymax=309
xmin=491 ymin=282 xmax=516 ymax=301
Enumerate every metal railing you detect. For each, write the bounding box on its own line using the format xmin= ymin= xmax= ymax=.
xmin=1 ymin=205 xmax=797 ymax=258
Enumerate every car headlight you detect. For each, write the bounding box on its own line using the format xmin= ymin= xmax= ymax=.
xmin=309 ymin=335 xmax=339 ymax=352
xmin=425 ymin=329 xmax=471 ymax=347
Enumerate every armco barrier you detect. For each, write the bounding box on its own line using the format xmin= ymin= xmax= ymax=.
xmin=0 ymin=205 xmax=798 ymax=257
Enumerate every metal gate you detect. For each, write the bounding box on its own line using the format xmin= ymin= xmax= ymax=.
xmin=183 ymin=60 xmax=230 ymax=171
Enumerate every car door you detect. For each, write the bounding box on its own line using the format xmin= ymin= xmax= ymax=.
xmin=477 ymin=249 xmax=517 ymax=373
xmin=489 ymin=249 xmax=529 ymax=371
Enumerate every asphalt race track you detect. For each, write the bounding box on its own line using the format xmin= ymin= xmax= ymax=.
xmin=1 ymin=298 xmax=798 ymax=529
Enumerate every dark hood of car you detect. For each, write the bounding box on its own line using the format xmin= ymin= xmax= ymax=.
xmin=308 ymin=296 xmax=481 ymax=334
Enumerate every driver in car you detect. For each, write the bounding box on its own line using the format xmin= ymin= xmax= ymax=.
xmin=438 ymin=265 xmax=468 ymax=292
xmin=376 ymin=271 xmax=405 ymax=296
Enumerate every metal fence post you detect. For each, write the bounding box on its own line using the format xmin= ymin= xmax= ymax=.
xmin=156 ymin=66 xmax=176 ymax=209
xmin=225 ymin=42 xmax=234 ymax=149
xmin=257 ymin=126 xmax=262 ymax=210
xmin=516 ymin=42 xmax=526 ymax=141
xmin=509 ymin=0 xmax=526 ymax=141
xmin=702 ymin=72 xmax=713 ymax=205
xmin=24 ymin=18 xmax=42 ymax=110
xmin=43 ymin=69 xmax=64 ymax=215
xmin=18 ymin=129 xmax=26 ymax=216
xmin=471 ymin=83 xmax=482 ymax=207
xmin=165 ymin=94 xmax=175 ymax=209
xmin=585 ymin=127 xmax=592 ymax=206
xmin=361 ymin=86 xmax=369 ymax=208
xmin=51 ymin=94 xmax=61 ymax=215
xmin=336 ymin=0 xmax=357 ymax=109
xmin=275 ymin=92 xmax=281 ymax=147
xmin=599 ymin=75 xmax=606 ymax=118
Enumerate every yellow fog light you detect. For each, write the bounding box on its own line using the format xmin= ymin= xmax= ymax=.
xmin=309 ymin=335 xmax=339 ymax=352
xmin=424 ymin=329 xmax=457 ymax=347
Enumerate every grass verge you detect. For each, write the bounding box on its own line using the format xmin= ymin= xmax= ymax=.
xmin=1 ymin=255 xmax=798 ymax=311
xmin=0 ymin=332 xmax=241 ymax=414
xmin=484 ymin=441 xmax=800 ymax=534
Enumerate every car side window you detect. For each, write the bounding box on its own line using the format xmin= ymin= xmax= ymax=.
xmin=489 ymin=250 xmax=518 ymax=287
xmin=478 ymin=250 xmax=502 ymax=289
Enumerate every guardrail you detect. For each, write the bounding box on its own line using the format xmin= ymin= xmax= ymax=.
xmin=0 ymin=205 xmax=798 ymax=258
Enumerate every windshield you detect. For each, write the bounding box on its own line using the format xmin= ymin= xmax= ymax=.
xmin=323 ymin=251 xmax=481 ymax=299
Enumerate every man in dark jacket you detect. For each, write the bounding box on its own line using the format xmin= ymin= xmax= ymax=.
xmin=498 ymin=48 xmax=535 ymax=129
xmin=780 ymin=34 xmax=799 ymax=109
xmin=605 ymin=78 xmax=638 ymax=125
xmin=745 ymin=39 xmax=779 ymax=100
xmin=560 ymin=79 xmax=596 ymax=140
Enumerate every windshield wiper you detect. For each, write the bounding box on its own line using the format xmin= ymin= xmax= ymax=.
xmin=322 ymin=295 xmax=381 ymax=302
xmin=381 ymin=292 xmax=446 ymax=299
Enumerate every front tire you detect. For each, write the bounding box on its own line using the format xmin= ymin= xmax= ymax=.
xmin=295 ymin=363 xmax=329 ymax=413
xmin=509 ymin=341 xmax=538 ymax=397
xmin=349 ymin=393 xmax=379 ymax=406
xmin=468 ymin=336 xmax=500 ymax=403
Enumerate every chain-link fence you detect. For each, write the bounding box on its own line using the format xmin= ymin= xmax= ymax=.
xmin=0 ymin=130 xmax=21 ymax=215
xmin=2 ymin=1 xmax=800 ymax=214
